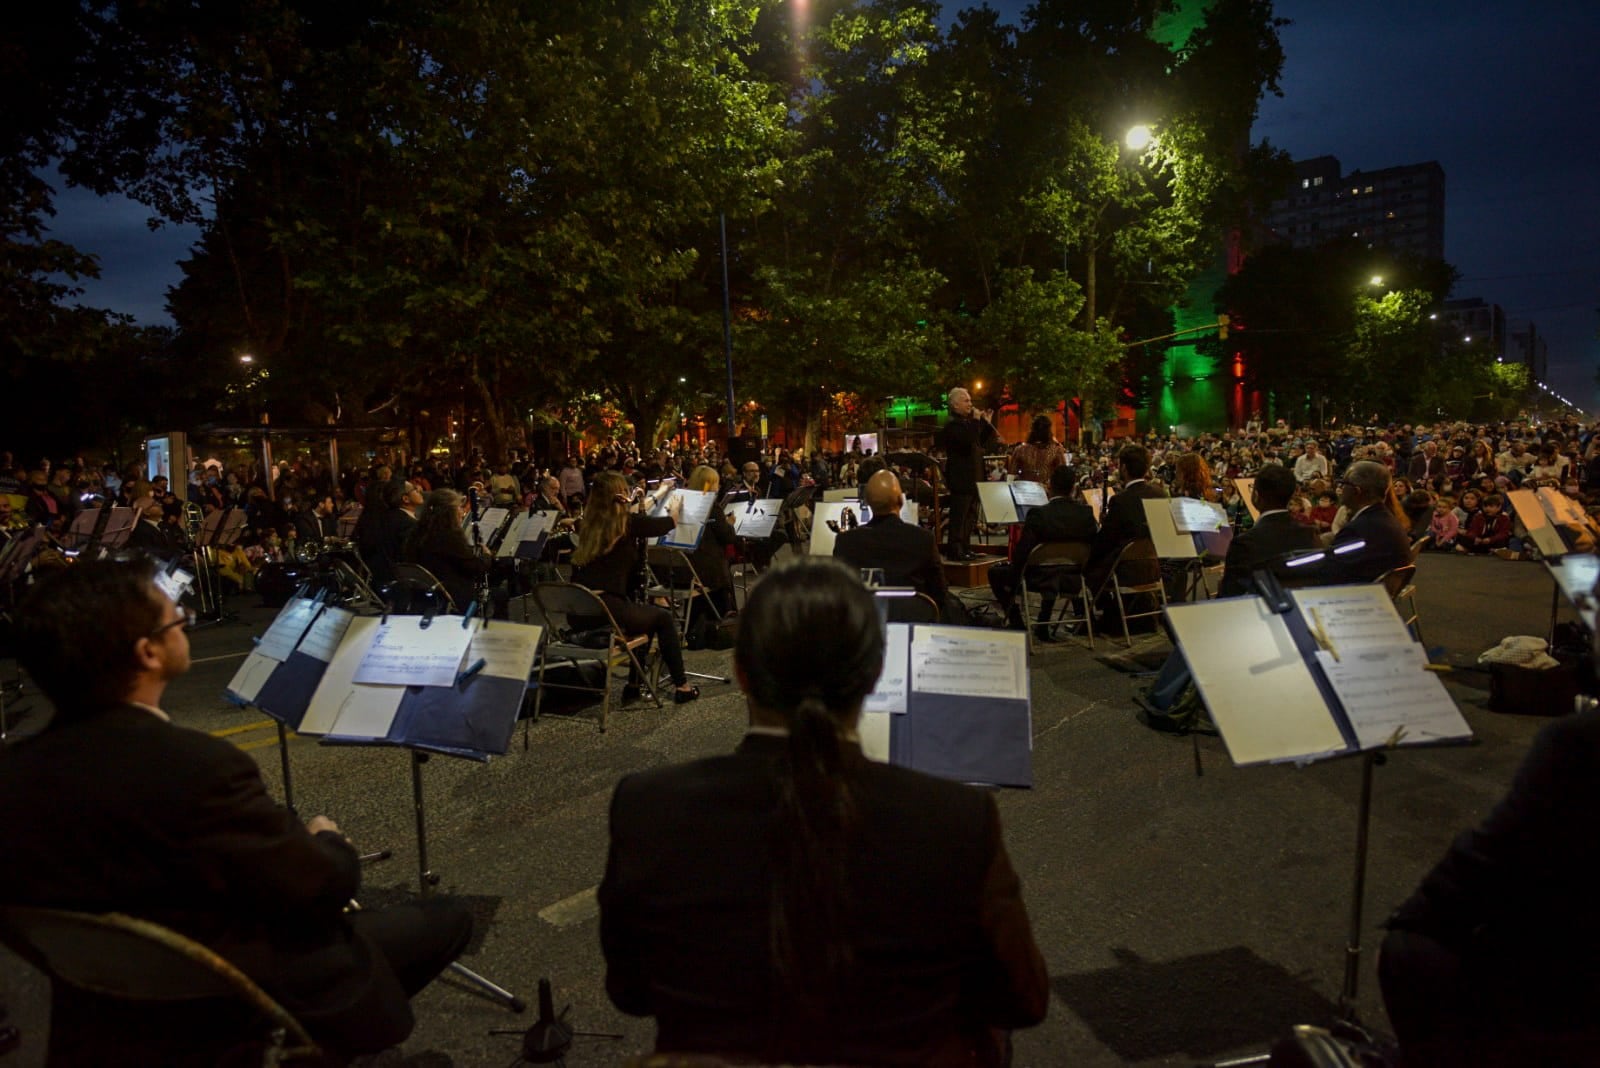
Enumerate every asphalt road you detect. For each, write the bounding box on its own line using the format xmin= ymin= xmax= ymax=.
xmin=0 ymin=552 xmax=1573 ymax=1066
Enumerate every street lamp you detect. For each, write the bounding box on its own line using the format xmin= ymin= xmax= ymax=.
xmin=239 ymin=353 xmax=255 ymax=365
xmin=1368 ymin=275 xmax=1384 ymax=287
xmin=1124 ymin=124 xmax=1153 ymax=152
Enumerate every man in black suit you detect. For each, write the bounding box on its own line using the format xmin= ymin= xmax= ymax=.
xmin=1408 ymin=439 xmax=1446 ymax=484
xmin=934 ymin=387 xmax=1000 ymax=560
xmin=1315 ymin=460 xmax=1412 ymax=585
xmin=1380 ymin=707 xmax=1600 ymax=1065
xmin=987 ymin=465 xmax=1098 ymax=629
xmin=1085 ymin=443 xmax=1169 ymax=595
xmin=834 ymin=469 xmax=949 ymax=606
xmin=0 ymin=559 xmax=472 ymax=1060
xmin=1216 ymin=464 xmax=1322 ymax=597
xmin=1142 ymin=464 xmax=1320 ymax=713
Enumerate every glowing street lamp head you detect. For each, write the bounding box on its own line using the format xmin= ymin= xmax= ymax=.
xmin=1369 ymin=275 xmax=1384 ymax=287
xmin=239 ymin=353 xmax=255 ymax=365
xmin=1124 ymin=124 xmax=1154 ymax=152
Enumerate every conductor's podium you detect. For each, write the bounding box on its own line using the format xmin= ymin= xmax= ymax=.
xmin=943 ymin=551 xmax=1002 ymax=589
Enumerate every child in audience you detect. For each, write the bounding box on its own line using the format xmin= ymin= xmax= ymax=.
xmin=1456 ymin=494 xmax=1512 ymax=555
xmin=1453 ymin=489 xmax=1481 ymax=531
xmin=1309 ymin=491 xmax=1338 ymax=533
xmin=1429 ymin=496 xmax=1459 ymax=551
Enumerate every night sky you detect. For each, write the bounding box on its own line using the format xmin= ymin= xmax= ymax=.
xmin=43 ymin=0 xmax=1600 ymax=412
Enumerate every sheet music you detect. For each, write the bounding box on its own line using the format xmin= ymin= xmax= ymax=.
xmin=858 ymin=710 xmax=891 ymax=762
xmin=466 ymin=619 xmax=542 ymax=680
xmin=1010 ymin=481 xmax=1049 ymax=508
xmin=1547 ymin=555 xmax=1600 ymax=631
xmin=1314 ymin=649 xmax=1471 ymax=749
xmin=1142 ymin=497 xmax=1198 ymax=559
xmin=822 ymin=488 xmax=855 ymax=503
xmin=469 ymin=507 xmax=509 ymax=538
xmin=255 ymin=598 xmax=319 ymax=663
xmin=353 ymin=616 xmax=474 ymax=687
xmin=978 ymin=482 xmax=1019 ymax=525
xmin=910 ymin=626 xmax=1028 ymax=702
xmin=1166 ymin=598 xmax=1349 ymax=766
xmin=496 ymin=512 xmax=530 ymax=558
xmin=732 ymin=499 xmax=783 ymax=538
xmin=660 ymin=520 xmax=704 ymax=550
xmin=154 ymin=567 xmax=193 ymax=604
xmin=299 ymin=617 xmax=384 ymax=735
xmin=1507 ymin=489 xmax=1567 ymax=557
xmin=1292 ymin=585 xmax=1423 ymax=665
xmin=323 ymin=685 xmax=406 ymax=740
xmin=863 ymin=623 xmax=910 ymax=714
xmin=672 ymin=490 xmax=715 ymax=526
xmin=227 ymin=652 xmax=279 ymax=703
xmin=1171 ymin=498 xmax=1225 ymax=533
xmin=298 ymin=606 xmax=356 ymax=663
xmin=1537 ymin=487 xmax=1588 ymax=527
xmin=861 ymin=499 xmax=918 ymax=525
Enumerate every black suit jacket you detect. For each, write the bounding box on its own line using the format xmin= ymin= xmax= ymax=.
xmin=1090 ymin=479 xmax=1169 ymax=565
xmin=1320 ymin=504 xmax=1412 ymax=584
xmin=936 ymin=415 xmax=1000 ymax=493
xmin=833 ymin=514 xmax=948 ymax=603
xmin=598 ymin=734 xmax=1048 ymax=1066
xmin=1218 ymin=511 xmax=1322 ymax=598
xmin=0 ymin=706 xmax=410 ymax=1050
xmin=1012 ymin=497 xmax=1098 ymax=566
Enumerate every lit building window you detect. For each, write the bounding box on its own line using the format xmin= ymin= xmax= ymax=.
xmin=1302 ymin=178 xmax=1310 ymax=188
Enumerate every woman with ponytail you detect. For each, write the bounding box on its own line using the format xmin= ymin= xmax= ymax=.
xmin=598 ymin=557 xmax=1047 ymax=1065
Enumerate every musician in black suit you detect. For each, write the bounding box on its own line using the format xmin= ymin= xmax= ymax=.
xmin=1306 ymin=460 xmax=1412 ymax=586
xmin=833 ymin=470 xmax=949 ymax=609
xmin=1085 ymin=444 xmax=1169 ymax=597
xmin=988 ymin=465 xmax=1098 ymax=628
xmin=934 ymin=387 xmax=1000 ymax=560
xmin=1380 ymin=707 xmax=1600 ymax=1066
xmin=1215 ymin=464 xmax=1322 ymax=598
xmin=0 ymin=558 xmax=472 ymax=1060
xmin=599 ymin=558 xmax=1048 ymax=1066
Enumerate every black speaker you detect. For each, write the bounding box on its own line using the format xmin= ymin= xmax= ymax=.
xmin=726 ymin=436 xmax=761 ymax=467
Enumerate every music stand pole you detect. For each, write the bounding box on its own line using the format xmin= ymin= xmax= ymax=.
xmin=1339 ymin=749 xmax=1383 ymax=1016
xmin=278 ymin=722 xmax=297 ymax=815
xmin=409 ymin=749 xmax=526 ymax=1012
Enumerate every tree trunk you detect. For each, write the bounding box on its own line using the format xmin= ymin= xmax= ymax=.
xmin=467 ymin=357 xmax=507 ymax=464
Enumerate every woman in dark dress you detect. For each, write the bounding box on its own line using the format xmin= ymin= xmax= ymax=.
xmin=569 ymin=471 xmax=699 ymax=703
xmin=402 ymin=488 xmax=499 ymax=615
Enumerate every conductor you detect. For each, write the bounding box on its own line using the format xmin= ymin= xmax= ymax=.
xmin=935 ymin=387 xmax=999 ymax=561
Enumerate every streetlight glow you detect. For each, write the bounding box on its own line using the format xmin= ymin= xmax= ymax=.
xmin=239 ymin=353 xmax=255 ymax=365
xmin=1124 ymin=124 xmax=1153 ymax=151
xmin=1369 ymin=275 xmax=1384 ymax=287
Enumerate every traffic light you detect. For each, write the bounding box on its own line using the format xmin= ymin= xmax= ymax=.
xmin=1217 ymin=313 xmax=1230 ymax=340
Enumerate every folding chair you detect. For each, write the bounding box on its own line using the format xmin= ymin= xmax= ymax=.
xmin=387 ymin=562 xmax=457 ymax=614
xmin=0 ymin=905 xmax=323 ymax=1065
xmin=1378 ymin=564 xmax=1424 ymax=646
xmin=645 ymin=545 xmax=721 ymax=642
xmin=1409 ymin=535 xmax=1430 ymax=563
xmin=1018 ymin=541 xmax=1094 ymax=653
xmin=885 ymin=592 xmax=941 ymax=624
xmin=528 ymin=582 xmax=661 ymax=734
xmin=1095 ymin=538 xmax=1168 ymax=648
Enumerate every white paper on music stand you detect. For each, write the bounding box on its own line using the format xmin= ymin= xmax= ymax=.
xmin=732 ymin=499 xmax=783 ymax=538
xmin=863 ymin=623 xmax=910 ymax=714
xmin=1143 ymin=497 xmax=1198 ymax=559
xmin=1291 ymin=584 xmax=1424 ymax=666
xmin=1314 ymin=648 xmax=1471 ymax=749
xmin=298 ymin=607 xmax=356 ymax=663
xmin=823 ymin=488 xmax=855 ymax=503
xmin=1233 ymin=478 xmax=1260 ymax=521
xmin=496 ymin=512 xmax=530 ymax=558
xmin=978 ymin=482 xmax=1019 ymax=525
xmin=810 ymin=501 xmax=861 ymax=557
xmin=1548 ymin=555 xmax=1600 ymax=631
xmin=1537 ymin=487 xmax=1588 ymax=528
xmin=323 ymin=685 xmax=407 ymax=741
xmin=299 ymin=616 xmax=385 ymax=735
xmin=519 ymin=510 xmax=557 ymax=549
xmin=672 ymin=490 xmax=716 ymax=526
xmin=1082 ymin=488 xmax=1106 ymax=516
xmin=466 ymin=619 xmax=543 ymax=680
xmin=227 ymin=652 xmax=280 ymax=703
xmin=353 ymin=616 xmax=475 ymax=688
xmin=1009 ymin=481 xmax=1049 ymax=508
xmin=256 ymin=598 xmax=320 ymax=663
xmin=1166 ymin=598 xmax=1348 ymax=766
xmin=1171 ymin=498 xmax=1226 ymax=533
xmin=858 ymin=710 xmax=891 ymax=762
xmin=910 ymin=626 xmax=1028 ymax=704
xmin=1506 ymin=489 xmax=1566 ymax=558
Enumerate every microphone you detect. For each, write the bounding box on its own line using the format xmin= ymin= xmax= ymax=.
xmin=468 ymin=485 xmax=480 ymax=522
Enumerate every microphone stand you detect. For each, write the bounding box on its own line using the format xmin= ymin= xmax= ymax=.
xmin=467 ymin=487 xmax=494 ymax=626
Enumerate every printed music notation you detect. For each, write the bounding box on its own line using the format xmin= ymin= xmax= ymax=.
xmin=863 ymin=624 xmax=910 ymax=714
xmin=1314 ymin=648 xmax=1470 ymax=750
xmin=298 ymin=607 xmax=356 ymax=664
xmin=255 ymin=598 xmax=319 ymax=662
xmin=352 ymin=617 xmax=474 ymax=688
xmin=910 ymin=626 xmax=1028 ymax=702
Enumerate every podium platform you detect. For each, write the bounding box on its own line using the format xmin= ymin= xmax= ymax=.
xmin=943 ymin=553 xmax=1001 ymax=588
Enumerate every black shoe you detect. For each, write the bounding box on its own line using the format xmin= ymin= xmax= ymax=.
xmin=673 ymin=685 xmax=700 ymax=705
xmin=621 ymin=684 xmax=642 ymax=704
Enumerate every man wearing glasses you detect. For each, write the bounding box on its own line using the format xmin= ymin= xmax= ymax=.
xmin=0 ymin=559 xmax=472 ymax=1060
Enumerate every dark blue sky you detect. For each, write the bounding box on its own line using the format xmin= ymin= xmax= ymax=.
xmin=45 ymin=0 xmax=1600 ymax=410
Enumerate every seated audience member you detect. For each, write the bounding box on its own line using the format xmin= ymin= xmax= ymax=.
xmin=987 ymin=465 xmax=1097 ymax=630
xmin=0 ymin=559 xmax=472 ymax=1059
xmin=1308 ymin=491 xmax=1338 ymax=534
xmin=1402 ymin=489 xmax=1435 ymax=541
xmin=1429 ymin=496 xmax=1460 ymax=551
xmin=1455 ymin=493 xmax=1512 ymax=555
xmin=569 ymin=471 xmax=700 ymax=704
xmin=832 ymin=470 xmax=954 ymax=619
xmin=1380 ymin=705 xmax=1600 ymax=1066
xmin=598 ymin=557 xmax=1048 ymax=1065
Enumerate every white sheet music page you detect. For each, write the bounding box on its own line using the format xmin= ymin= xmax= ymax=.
xmin=1009 ymin=481 xmax=1049 ymax=508
xmin=227 ymin=651 xmax=279 ymax=703
xmin=1170 ymin=498 xmax=1225 ymax=533
xmin=298 ymin=607 xmax=356 ymax=664
xmin=1314 ymin=648 xmax=1471 ymax=749
xmin=299 ymin=616 xmax=384 ymax=735
xmin=1292 ymin=585 xmax=1423 ymax=666
xmin=863 ymin=623 xmax=910 ymax=714
xmin=324 ymin=686 xmax=406 ymax=740
xmin=977 ymin=483 xmax=1019 ymax=525
xmin=255 ymin=598 xmax=319 ymax=663
xmin=909 ymin=626 xmax=1028 ymax=703
xmin=466 ymin=620 xmax=542 ymax=680
xmin=474 ymin=507 xmax=509 ymax=536
xmin=673 ymin=489 xmax=716 ymax=526
xmin=353 ymin=617 xmax=474 ymax=688
xmin=496 ymin=513 xmax=530 ymax=558
xmin=857 ymin=710 xmax=891 ymax=762
xmin=732 ymin=499 xmax=783 ymax=538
